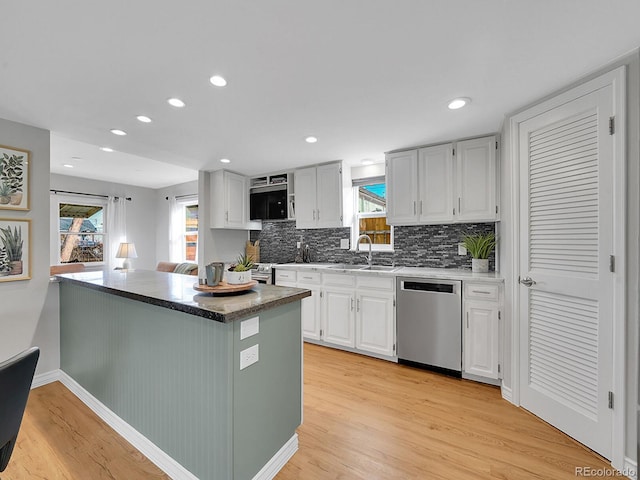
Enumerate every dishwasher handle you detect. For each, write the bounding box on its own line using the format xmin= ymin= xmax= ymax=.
xmin=401 ymin=281 xmax=456 ymax=294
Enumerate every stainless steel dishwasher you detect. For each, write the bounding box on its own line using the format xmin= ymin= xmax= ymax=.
xmin=396 ymin=277 xmax=462 ymax=376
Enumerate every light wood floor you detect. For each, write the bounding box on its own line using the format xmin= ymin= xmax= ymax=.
xmin=4 ymin=344 xmax=617 ymax=479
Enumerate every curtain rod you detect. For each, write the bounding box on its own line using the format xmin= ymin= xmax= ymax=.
xmin=165 ymin=193 xmax=197 ymax=200
xmin=50 ymin=189 xmax=132 ymax=201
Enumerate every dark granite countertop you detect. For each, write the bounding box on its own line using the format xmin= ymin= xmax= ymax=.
xmin=56 ymin=269 xmax=311 ymax=323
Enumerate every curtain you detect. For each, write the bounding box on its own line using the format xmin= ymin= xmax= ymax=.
xmin=107 ymin=196 xmax=127 ymax=269
xmin=168 ymin=196 xmax=182 ymax=262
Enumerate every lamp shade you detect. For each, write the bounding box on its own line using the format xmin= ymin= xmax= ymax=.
xmin=116 ymin=242 xmax=138 ymax=259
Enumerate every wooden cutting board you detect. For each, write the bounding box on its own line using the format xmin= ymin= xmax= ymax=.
xmin=193 ymin=280 xmax=258 ymax=294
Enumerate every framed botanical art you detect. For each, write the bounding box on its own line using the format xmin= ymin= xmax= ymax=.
xmin=0 ymin=218 xmax=31 ymax=282
xmin=0 ymin=144 xmax=30 ymax=211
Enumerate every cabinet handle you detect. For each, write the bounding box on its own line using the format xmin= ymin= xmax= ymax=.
xmin=312 ymin=210 xmax=315 ymax=220
xmin=302 ymin=276 xmax=313 ymax=280
xmin=472 ymin=290 xmax=492 ymax=295
xmin=351 ymin=298 xmax=354 ymax=311
xmin=225 ymin=211 xmax=229 ymax=221
xmin=317 ymin=209 xmax=320 ymax=220
xmin=419 ymin=200 xmax=423 ymax=215
xmin=458 ymin=197 xmax=461 ymax=213
xmin=453 ymin=208 xmax=456 ymax=216
xmin=466 ymin=312 xmax=469 ymax=328
xmin=413 ymin=201 xmax=416 ymax=215
xmin=357 ymin=299 xmax=360 ymax=312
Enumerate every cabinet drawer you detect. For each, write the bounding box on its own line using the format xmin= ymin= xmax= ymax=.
xmin=297 ymin=271 xmax=322 ymax=284
xmin=464 ymin=283 xmax=499 ymax=301
xmin=323 ymin=273 xmax=356 ymax=287
xmin=356 ymin=275 xmax=394 ymax=291
xmin=275 ymin=270 xmax=297 ymax=282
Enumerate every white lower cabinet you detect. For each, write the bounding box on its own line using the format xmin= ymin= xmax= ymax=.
xmin=323 ymin=287 xmax=356 ymax=347
xmin=356 ymin=291 xmax=395 ymax=357
xmin=463 ymin=282 xmax=502 ymax=382
xmin=298 ymin=272 xmax=322 ymax=341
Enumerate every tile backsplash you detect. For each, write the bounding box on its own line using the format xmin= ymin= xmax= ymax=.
xmin=250 ymin=221 xmax=496 ymax=270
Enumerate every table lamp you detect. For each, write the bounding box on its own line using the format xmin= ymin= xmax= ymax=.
xmin=116 ymin=242 xmax=138 ymax=269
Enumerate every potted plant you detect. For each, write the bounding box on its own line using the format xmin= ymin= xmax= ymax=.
xmin=0 ymin=225 xmax=23 ymax=275
xmin=0 ymin=182 xmax=11 ymax=204
xmin=462 ymin=232 xmax=496 ymax=273
xmin=226 ymin=253 xmax=254 ymax=284
xmin=0 ymin=153 xmax=24 ymax=205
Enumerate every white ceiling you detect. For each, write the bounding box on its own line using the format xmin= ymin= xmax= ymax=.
xmin=2 ymin=1 xmax=640 ymax=189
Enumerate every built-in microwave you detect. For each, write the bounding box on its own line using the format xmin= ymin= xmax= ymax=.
xmin=250 ymin=186 xmax=287 ymax=220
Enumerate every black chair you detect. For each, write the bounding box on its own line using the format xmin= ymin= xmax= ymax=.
xmin=0 ymin=346 xmax=39 ymax=472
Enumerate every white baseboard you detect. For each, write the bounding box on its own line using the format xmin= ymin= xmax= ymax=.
xmin=32 ymin=369 xmax=61 ymax=389
xmin=624 ymin=456 xmax=637 ymax=480
xmin=501 ymin=384 xmax=514 ymax=404
xmin=252 ymin=434 xmax=298 ymax=480
xmin=58 ymin=370 xmax=199 ymax=480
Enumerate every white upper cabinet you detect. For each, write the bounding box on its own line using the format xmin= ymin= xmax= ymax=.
xmin=386 ymin=135 xmax=498 ymax=225
xmin=294 ymin=162 xmax=351 ymax=229
xmin=456 ymin=136 xmax=497 ymax=222
xmin=386 ymin=150 xmax=419 ymax=225
xmin=418 ymin=143 xmax=455 ymax=223
xmin=210 ymin=170 xmax=250 ymax=229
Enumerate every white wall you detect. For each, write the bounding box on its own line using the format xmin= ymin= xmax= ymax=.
xmin=500 ymin=50 xmax=639 ymax=463
xmin=50 ymin=174 xmax=158 ymax=270
xmin=0 ymin=118 xmax=55 ymax=375
xmin=155 ymin=180 xmax=198 ymax=262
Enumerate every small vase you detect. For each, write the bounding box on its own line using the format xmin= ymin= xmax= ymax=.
xmin=0 ymin=196 xmax=10 ymax=204
xmin=471 ymin=258 xmax=489 ymax=273
xmin=10 ymin=260 xmax=23 ymax=275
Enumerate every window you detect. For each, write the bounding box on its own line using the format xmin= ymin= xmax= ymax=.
xmin=183 ymin=202 xmax=198 ymax=262
xmin=352 ymin=177 xmax=393 ymax=251
xmin=58 ymin=201 xmax=106 ymax=264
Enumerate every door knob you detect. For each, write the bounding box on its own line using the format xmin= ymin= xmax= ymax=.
xmin=519 ymin=276 xmax=536 ymax=287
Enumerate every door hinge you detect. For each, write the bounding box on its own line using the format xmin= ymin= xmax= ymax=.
xmin=452 ymin=148 xmax=455 ymax=156
xmin=496 ymin=205 xmax=499 ymax=214
xmin=498 ymin=363 xmax=501 ymax=374
xmin=393 ymin=343 xmax=396 ymax=352
xmin=339 ymin=167 xmax=342 ymax=174
xmin=609 ymin=116 xmax=615 ymax=135
xmin=320 ymin=291 xmax=323 ymax=298
xmin=320 ymin=329 xmax=323 ymax=338
xmin=393 ymin=298 xmax=396 ymax=307
xmin=495 ymin=141 xmax=498 ymax=150
xmin=340 ymin=215 xmax=343 ymax=221
xmin=498 ymin=310 xmax=501 ymax=320
xmin=608 ymin=391 xmax=614 ymax=409
xmin=609 ymin=255 xmax=615 ymax=273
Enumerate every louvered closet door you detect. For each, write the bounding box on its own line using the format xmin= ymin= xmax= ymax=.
xmin=518 ymin=85 xmax=614 ymax=459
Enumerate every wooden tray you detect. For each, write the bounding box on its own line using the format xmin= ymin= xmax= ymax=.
xmin=193 ymin=280 xmax=258 ymax=294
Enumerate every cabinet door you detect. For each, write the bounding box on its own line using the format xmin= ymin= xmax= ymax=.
xmin=356 ymin=291 xmax=395 ymax=357
xmin=322 ymin=287 xmax=355 ymax=347
xmin=294 ymin=167 xmax=317 ymax=229
xmin=225 ymin=171 xmax=248 ymax=228
xmin=418 ymin=144 xmax=454 ymax=223
xmin=300 ymin=285 xmax=321 ymax=341
xmin=456 ymin=136 xmax=497 ymax=222
xmin=386 ymin=150 xmax=419 ymax=225
xmin=464 ymin=302 xmax=499 ymax=379
xmin=316 ymin=163 xmax=343 ymax=228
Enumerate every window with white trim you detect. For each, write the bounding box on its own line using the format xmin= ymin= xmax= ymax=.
xmin=182 ymin=202 xmax=198 ymax=262
xmin=351 ymin=176 xmax=393 ymax=251
xmin=56 ymin=198 xmax=108 ymax=265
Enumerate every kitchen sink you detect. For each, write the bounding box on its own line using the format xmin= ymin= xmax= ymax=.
xmin=326 ymin=264 xmax=365 ymax=270
xmin=326 ymin=264 xmax=398 ymax=272
xmin=360 ymin=265 xmax=398 ymax=271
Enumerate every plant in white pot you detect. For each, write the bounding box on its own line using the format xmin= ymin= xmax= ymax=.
xmin=462 ymin=232 xmax=496 ymax=273
xmin=226 ymin=253 xmax=254 ymax=284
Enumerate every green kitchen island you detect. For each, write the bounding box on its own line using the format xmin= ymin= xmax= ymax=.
xmin=57 ymin=269 xmax=310 ymax=480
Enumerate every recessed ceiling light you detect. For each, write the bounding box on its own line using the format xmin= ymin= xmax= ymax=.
xmin=361 ymin=159 xmax=374 ymax=166
xmin=168 ymin=98 xmax=185 ymax=108
xmin=305 ymin=136 xmax=318 ymax=143
xmin=110 ymin=129 xmax=127 ymax=136
xmin=100 ymin=147 xmax=114 ymax=152
xmin=220 ymin=158 xmax=231 ymax=164
xmin=448 ymin=97 xmax=471 ymax=110
xmin=209 ymin=75 xmax=227 ymax=87
xmin=136 ymin=115 xmax=152 ymax=123
xmin=63 ymin=164 xmax=74 ymax=168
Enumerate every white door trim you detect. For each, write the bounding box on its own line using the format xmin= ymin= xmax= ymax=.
xmin=508 ymin=65 xmax=626 ymax=469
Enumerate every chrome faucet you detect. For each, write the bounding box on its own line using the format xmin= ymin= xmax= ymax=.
xmin=356 ymin=234 xmax=373 ymax=267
